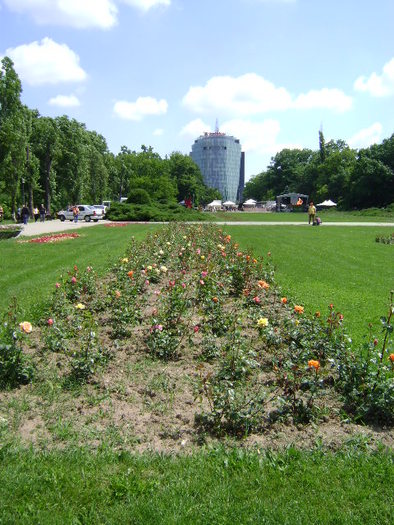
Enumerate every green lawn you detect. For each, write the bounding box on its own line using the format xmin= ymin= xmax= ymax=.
xmin=1 ymin=223 xmax=393 ymax=343
xmin=211 ymin=209 xmax=394 ymax=222
xmin=225 ymin=225 xmax=394 ymax=344
xmin=0 ymin=223 xmax=159 ymax=319
xmin=0 ymin=446 xmax=392 ymax=524
xmin=0 ymin=222 xmax=393 ymax=524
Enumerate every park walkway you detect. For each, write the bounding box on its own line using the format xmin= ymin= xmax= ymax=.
xmin=18 ymin=219 xmax=394 ymax=237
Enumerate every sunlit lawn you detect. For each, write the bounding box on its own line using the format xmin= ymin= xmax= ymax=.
xmin=0 ymin=223 xmax=159 ymax=318
xmin=0 ymin=446 xmax=392 ymax=524
xmin=1 ymin=222 xmax=393 ymax=344
xmin=225 ymin=225 xmax=394 ymax=344
xmin=1 ymin=222 xmax=393 ymax=524
xmin=211 ymin=210 xmax=394 ymax=222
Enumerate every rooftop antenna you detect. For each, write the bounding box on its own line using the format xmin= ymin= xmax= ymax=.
xmin=215 ymin=118 xmax=219 ymax=134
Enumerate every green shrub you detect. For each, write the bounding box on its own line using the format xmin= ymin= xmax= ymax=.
xmin=0 ymin=299 xmax=34 ymax=388
xmin=127 ymin=188 xmax=151 ymax=205
xmin=0 ymin=225 xmax=21 ymax=240
xmin=106 ymin=202 xmax=208 ymax=222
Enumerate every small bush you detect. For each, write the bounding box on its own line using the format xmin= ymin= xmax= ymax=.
xmin=0 ymin=299 xmax=34 ymax=388
xmin=106 ymin=202 xmax=208 ymax=222
xmin=127 ymin=188 xmax=151 ymax=205
xmin=0 ymin=225 xmax=22 ymax=240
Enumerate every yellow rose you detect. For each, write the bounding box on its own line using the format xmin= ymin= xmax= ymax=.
xmin=257 ymin=318 xmax=269 ymax=327
xmin=75 ymin=303 xmax=86 ymax=310
xmin=19 ymin=321 xmax=32 ymax=334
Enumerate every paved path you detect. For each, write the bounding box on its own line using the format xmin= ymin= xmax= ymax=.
xmin=19 ymin=219 xmax=109 ymax=237
xmin=18 ymin=219 xmax=393 ymax=237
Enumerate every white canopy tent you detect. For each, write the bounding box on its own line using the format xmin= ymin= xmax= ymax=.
xmin=316 ymin=199 xmax=337 ymax=207
xmin=243 ymin=198 xmax=257 ymax=207
xmin=207 ymin=200 xmax=222 ymax=211
xmin=222 ymin=200 xmax=237 ymax=208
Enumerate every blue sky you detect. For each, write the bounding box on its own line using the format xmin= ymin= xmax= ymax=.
xmin=0 ymin=0 xmax=393 ymax=180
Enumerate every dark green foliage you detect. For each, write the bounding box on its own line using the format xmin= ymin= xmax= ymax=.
xmin=127 ymin=188 xmax=151 ymax=205
xmin=244 ymin=133 xmax=394 ymax=210
xmin=0 ymin=225 xmax=21 ymax=239
xmin=0 ymin=299 xmax=34 ymax=388
xmin=106 ymin=202 xmax=208 ymax=222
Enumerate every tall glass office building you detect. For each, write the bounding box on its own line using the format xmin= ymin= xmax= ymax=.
xmin=190 ymin=131 xmax=244 ymax=202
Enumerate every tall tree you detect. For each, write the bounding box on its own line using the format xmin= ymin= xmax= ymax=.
xmin=55 ymin=116 xmax=89 ymax=205
xmin=0 ymin=57 xmax=28 ymax=214
xmin=31 ymin=115 xmax=59 ymax=213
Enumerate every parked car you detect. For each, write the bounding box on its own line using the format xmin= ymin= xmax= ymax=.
xmin=92 ymin=204 xmax=108 ymax=216
xmin=57 ymin=205 xmax=104 ymax=222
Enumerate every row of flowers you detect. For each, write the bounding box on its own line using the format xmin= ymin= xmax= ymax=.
xmin=5 ymin=223 xmax=392 ymax=431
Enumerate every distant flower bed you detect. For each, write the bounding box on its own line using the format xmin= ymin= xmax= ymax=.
xmin=375 ymin=233 xmax=394 ymax=245
xmin=104 ymin=222 xmax=131 ymax=227
xmin=23 ymin=233 xmax=80 ymax=244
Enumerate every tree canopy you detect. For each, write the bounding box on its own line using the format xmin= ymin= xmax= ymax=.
xmin=1 ymin=57 xmax=392 ymax=215
xmin=244 ymin=132 xmax=394 ymax=209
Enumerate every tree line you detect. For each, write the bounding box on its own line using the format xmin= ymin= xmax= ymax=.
xmin=244 ymin=130 xmax=394 ymax=209
xmin=2 ymin=55 xmax=393 ymax=216
xmin=0 ymin=57 xmax=220 ymax=218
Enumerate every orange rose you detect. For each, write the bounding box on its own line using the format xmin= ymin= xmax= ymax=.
xmin=389 ymin=354 xmax=394 ymax=363
xmin=281 ymin=297 xmax=287 ymax=304
xmin=308 ymin=360 xmax=320 ymax=371
xmin=294 ymin=305 xmax=304 ymax=314
xmin=127 ymin=270 xmax=134 ymax=278
xmin=212 ymin=297 xmax=218 ymax=303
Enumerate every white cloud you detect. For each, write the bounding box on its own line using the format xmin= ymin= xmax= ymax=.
xmin=153 ymin=128 xmax=164 ymax=136
xmin=2 ymin=38 xmax=87 ymax=85
xmin=180 ymin=118 xmax=212 ymax=137
xmin=347 ymin=123 xmax=383 ymax=149
xmin=221 ymin=119 xmax=281 ymax=153
xmin=3 ymin=0 xmax=118 ymax=29
xmin=182 ymin=73 xmax=352 ymax=115
xmin=120 ymin=0 xmax=170 ymax=11
xmin=180 ymin=117 xmax=299 ymax=158
xmin=294 ymin=88 xmax=352 ymax=112
xmin=48 ymin=94 xmax=81 ymax=107
xmin=183 ymin=74 xmax=292 ymax=115
xmin=354 ymin=58 xmax=394 ymax=97
xmin=113 ymin=96 xmax=168 ymax=120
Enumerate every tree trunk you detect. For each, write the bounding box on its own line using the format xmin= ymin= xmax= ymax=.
xmin=29 ymin=184 xmax=33 ymax=215
xmin=45 ymin=155 xmax=52 ymax=213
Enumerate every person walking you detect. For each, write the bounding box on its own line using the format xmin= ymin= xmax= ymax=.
xmin=308 ymin=201 xmax=316 ymax=225
xmin=73 ymin=205 xmax=79 ymax=223
xmin=21 ymin=204 xmax=30 ymax=225
xmin=0 ymin=205 xmax=3 ymax=222
xmin=33 ymin=206 xmax=39 ymax=222
xmin=39 ymin=203 xmax=46 ymax=222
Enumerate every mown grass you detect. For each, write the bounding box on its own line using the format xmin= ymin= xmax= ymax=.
xmin=212 ymin=209 xmax=394 ymax=222
xmin=1 ymin=223 xmax=393 ymax=344
xmin=0 ymin=224 xmax=159 ymax=319
xmin=1 ymin=222 xmax=393 ymax=523
xmin=225 ymin=225 xmax=394 ymax=344
xmin=0 ymin=446 xmax=392 ymax=524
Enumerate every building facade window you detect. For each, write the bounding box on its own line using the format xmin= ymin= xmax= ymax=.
xmin=190 ymin=132 xmax=244 ymax=202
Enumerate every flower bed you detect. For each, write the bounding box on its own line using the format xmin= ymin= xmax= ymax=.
xmin=104 ymin=222 xmax=132 ymax=227
xmin=24 ymin=233 xmax=80 ymax=244
xmin=1 ymin=224 xmax=393 ymax=452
